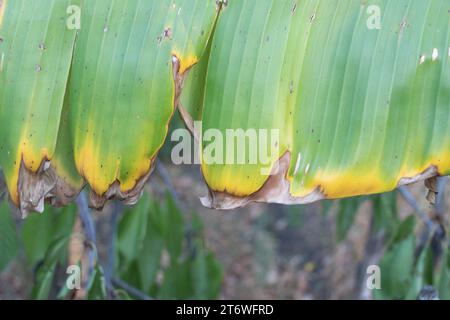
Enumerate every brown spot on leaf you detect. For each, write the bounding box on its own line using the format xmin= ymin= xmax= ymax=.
xmin=292 ymin=2 xmax=298 ymax=15
xmin=163 ymin=27 xmax=172 ymax=39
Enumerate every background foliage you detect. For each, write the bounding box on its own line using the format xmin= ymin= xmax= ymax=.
xmin=0 ymin=170 xmax=448 ymax=299
xmin=0 ymin=183 xmax=223 ymax=300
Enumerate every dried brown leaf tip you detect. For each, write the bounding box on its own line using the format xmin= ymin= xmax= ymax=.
xmin=201 ymin=152 xmax=325 ymax=210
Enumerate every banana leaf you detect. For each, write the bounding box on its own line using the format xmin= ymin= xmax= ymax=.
xmin=181 ymin=0 xmax=450 ymax=209
xmin=0 ymin=0 xmax=448 ymax=212
xmin=0 ymin=0 xmax=219 ymax=213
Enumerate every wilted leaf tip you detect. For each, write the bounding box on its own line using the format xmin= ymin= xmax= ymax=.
xmin=201 ymin=152 xmax=326 ymax=210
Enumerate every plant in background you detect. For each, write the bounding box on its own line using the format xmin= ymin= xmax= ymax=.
xmin=0 ymin=191 xmax=222 ymax=299
xmin=331 ymin=189 xmax=449 ymax=300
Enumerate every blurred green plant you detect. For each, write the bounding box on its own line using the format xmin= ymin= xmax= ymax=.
xmin=0 ymin=176 xmax=447 ymax=300
xmin=0 ymin=191 xmax=222 ymax=300
xmin=116 ymin=192 xmax=223 ymax=300
xmin=22 ymin=204 xmax=77 ymax=266
xmin=328 ymin=191 xmax=399 ymax=243
xmin=331 ymin=189 xmax=449 ymax=300
xmin=375 ymin=219 xmax=450 ymax=300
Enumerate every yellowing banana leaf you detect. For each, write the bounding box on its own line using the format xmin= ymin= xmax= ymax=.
xmin=1 ymin=0 xmax=449 ymax=214
xmin=0 ymin=0 xmax=220 ymax=214
xmin=62 ymin=0 xmax=219 ymax=209
xmin=180 ymin=0 xmax=450 ymax=209
xmin=0 ymin=0 xmax=79 ymax=214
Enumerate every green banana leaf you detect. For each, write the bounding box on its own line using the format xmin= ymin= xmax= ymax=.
xmin=0 ymin=0 xmax=79 ymax=213
xmin=0 ymin=0 xmax=448 ymax=213
xmin=0 ymin=0 xmax=219 ymax=213
xmin=181 ymin=0 xmax=450 ymax=209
